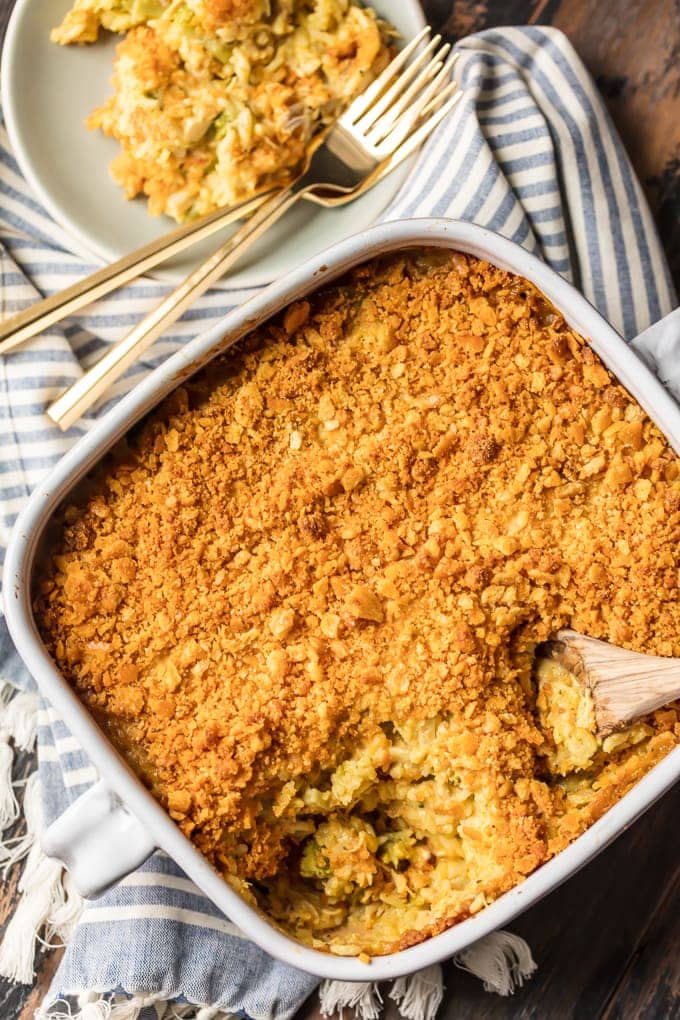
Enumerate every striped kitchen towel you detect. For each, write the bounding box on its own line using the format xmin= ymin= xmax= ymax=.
xmin=0 ymin=24 xmax=677 ymax=1020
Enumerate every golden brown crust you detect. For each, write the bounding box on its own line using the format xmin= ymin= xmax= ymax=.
xmin=198 ymin=0 xmax=267 ymax=32
xmin=34 ymin=250 xmax=680 ymax=954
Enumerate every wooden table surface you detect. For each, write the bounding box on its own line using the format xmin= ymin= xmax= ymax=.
xmin=0 ymin=1 xmax=678 ymax=1018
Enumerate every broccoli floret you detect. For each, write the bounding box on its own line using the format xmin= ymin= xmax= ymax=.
xmin=377 ymin=830 xmax=415 ymax=869
xmin=300 ymin=838 xmax=331 ymax=880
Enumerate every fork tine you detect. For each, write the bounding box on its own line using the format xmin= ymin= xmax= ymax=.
xmin=409 ymin=52 xmax=458 ymax=119
xmin=428 ymin=50 xmax=459 ymax=86
xmin=361 ymin=41 xmax=451 ymax=142
xmin=350 ymin=34 xmax=443 ymax=133
xmin=369 ymin=51 xmax=456 ymax=152
xmin=383 ymin=88 xmax=463 ymax=172
xmin=342 ymin=26 xmax=432 ymax=124
xmin=419 ymin=67 xmax=460 ymax=120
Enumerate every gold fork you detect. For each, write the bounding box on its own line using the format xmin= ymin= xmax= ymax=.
xmin=47 ymin=28 xmax=461 ymax=430
xmin=0 ymin=190 xmax=272 ymax=356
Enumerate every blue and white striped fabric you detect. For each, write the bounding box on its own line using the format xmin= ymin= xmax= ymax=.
xmin=0 ymin=25 xmax=676 ymax=1020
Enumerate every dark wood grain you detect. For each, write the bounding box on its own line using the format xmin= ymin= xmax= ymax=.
xmin=0 ymin=1 xmax=678 ymax=1018
xmin=602 ymin=863 xmax=680 ymax=1020
xmin=537 ymin=0 xmax=680 ymax=294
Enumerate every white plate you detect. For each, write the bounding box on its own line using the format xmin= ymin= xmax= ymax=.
xmin=0 ymin=0 xmax=425 ymax=288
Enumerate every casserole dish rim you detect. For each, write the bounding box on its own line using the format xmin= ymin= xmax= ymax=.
xmin=5 ymin=217 xmax=680 ymax=981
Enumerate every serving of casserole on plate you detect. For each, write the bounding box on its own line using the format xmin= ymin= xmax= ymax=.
xmin=50 ymin=0 xmax=395 ymax=221
xmin=23 ymin=226 xmax=680 ymax=960
xmin=1 ymin=0 xmax=424 ymax=285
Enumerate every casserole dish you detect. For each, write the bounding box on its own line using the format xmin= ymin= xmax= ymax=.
xmin=5 ymin=218 xmax=680 ymax=980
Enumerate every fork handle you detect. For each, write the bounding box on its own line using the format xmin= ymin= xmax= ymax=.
xmin=47 ymin=185 xmax=301 ymax=431
xmin=0 ymin=191 xmax=275 ymax=357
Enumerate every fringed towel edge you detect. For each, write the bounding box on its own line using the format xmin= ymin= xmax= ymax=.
xmin=319 ymin=929 xmax=535 ymax=1020
xmin=0 ymin=685 xmax=85 ymax=985
xmin=0 ymin=769 xmax=84 ymax=985
xmin=454 ymin=930 xmax=537 ymax=995
xmin=319 ymin=966 xmax=447 ymax=1020
xmin=36 ymin=992 xmax=237 ymax=1019
xmin=0 ymin=682 xmax=39 ymax=841
xmin=319 ymin=980 xmax=383 ymax=1020
xmin=390 ymin=964 xmax=445 ymax=1020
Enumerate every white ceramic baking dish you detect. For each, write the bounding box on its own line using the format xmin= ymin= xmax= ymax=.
xmin=5 ymin=219 xmax=680 ymax=982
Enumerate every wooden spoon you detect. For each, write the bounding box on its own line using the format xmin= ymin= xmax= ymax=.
xmin=539 ymin=630 xmax=680 ymax=736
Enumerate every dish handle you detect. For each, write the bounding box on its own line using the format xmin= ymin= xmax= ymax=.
xmin=41 ymin=779 xmax=157 ymax=898
xmin=631 ymin=307 xmax=680 ymax=400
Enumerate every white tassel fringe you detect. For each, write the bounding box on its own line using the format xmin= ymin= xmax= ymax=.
xmin=0 ymin=768 xmax=41 ymax=875
xmin=319 ymin=981 xmax=383 ymax=1020
xmin=0 ymin=770 xmax=84 ymax=984
xmin=320 ymin=966 xmax=444 ymax=1020
xmin=35 ymin=995 xmax=237 ymax=1019
xmin=0 ymin=685 xmax=39 ymax=840
xmin=2 ymin=689 xmax=39 ymax=750
xmin=390 ymin=964 xmax=444 ymax=1020
xmin=45 ymin=869 xmax=86 ymax=946
xmin=0 ymin=847 xmax=63 ymax=982
xmin=0 ymin=733 xmax=18 ymax=832
xmin=319 ymin=930 xmax=534 ymax=1020
xmin=37 ymin=992 xmax=151 ymax=1020
xmin=454 ymin=930 xmax=537 ymax=995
